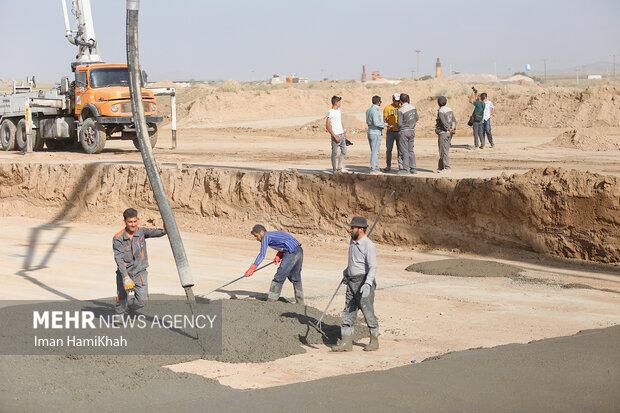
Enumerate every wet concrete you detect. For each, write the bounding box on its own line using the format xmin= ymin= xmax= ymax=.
xmin=2 ymin=326 xmax=617 ymax=412
xmin=213 ymin=298 xmax=368 ymax=362
xmin=406 ymin=258 xmax=524 ymax=279
xmin=407 ymin=258 xmax=619 ymax=294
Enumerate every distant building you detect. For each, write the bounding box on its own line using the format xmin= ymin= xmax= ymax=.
xmin=268 ymin=75 xmax=282 ymax=85
xmin=587 ymin=74 xmax=602 ymax=80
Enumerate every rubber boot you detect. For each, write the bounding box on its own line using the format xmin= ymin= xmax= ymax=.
xmin=267 ymin=281 xmax=283 ymax=302
xmin=293 ymin=281 xmax=305 ymax=305
xmin=331 ymin=335 xmax=353 ymax=352
xmin=363 ymin=334 xmax=379 ymax=351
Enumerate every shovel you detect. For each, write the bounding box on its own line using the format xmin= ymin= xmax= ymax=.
xmin=202 ymin=261 xmax=275 ymax=297
xmin=310 ymin=190 xmax=395 ymax=336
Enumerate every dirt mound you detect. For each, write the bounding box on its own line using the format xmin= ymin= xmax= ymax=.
xmin=543 ymin=128 xmax=620 ymax=151
xmin=160 ymin=81 xmax=620 ymax=136
xmin=0 ymin=164 xmax=618 ymax=263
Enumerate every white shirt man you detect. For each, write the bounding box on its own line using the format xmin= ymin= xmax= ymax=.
xmin=326 ymin=96 xmax=347 ymax=173
xmin=480 ymin=93 xmax=495 ymax=148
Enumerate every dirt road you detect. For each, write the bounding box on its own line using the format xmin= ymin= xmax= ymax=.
xmin=1 ymin=126 xmax=619 ymax=179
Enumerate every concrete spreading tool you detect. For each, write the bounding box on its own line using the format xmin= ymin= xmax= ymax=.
xmin=203 ymin=261 xmax=275 ymax=297
xmin=311 ymin=190 xmax=395 ymax=337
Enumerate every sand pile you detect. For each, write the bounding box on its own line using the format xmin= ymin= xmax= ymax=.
xmin=543 ymin=128 xmax=620 ymax=151
xmin=1 ymin=163 xmax=618 ymax=263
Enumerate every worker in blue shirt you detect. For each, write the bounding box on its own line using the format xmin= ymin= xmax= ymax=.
xmin=244 ymin=224 xmax=304 ymax=304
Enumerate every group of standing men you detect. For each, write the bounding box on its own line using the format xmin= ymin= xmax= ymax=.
xmin=363 ymin=93 xmax=457 ymax=174
xmin=469 ymin=87 xmax=495 ymax=149
xmin=327 ymin=90 xmax=496 ymax=175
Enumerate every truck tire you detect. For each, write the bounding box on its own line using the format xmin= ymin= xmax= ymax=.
xmin=16 ymin=119 xmax=45 ymax=152
xmin=80 ymin=118 xmax=106 ymax=154
xmin=132 ymin=125 xmax=158 ymax=151
xmin=0 ymin=119 xmax=17 ymax=151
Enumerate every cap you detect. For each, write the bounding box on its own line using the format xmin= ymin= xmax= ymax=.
xmin=349 ymin=216 xmax=368 ymax=228
xmin=392 ymin=93 xmax=401 ymax=101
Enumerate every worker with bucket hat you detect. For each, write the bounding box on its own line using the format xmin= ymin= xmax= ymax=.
xmin=332 ymin=216 xmax=380 ymax=352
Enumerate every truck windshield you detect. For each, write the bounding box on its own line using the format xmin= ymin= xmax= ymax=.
xmin=90 ymin=68 xmax=145 ymax=88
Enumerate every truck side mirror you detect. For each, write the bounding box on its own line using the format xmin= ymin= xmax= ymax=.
xmin=141 ymin=70 xmax=148 ymax=84
xmin=60 ymin=77 xmax=70 ymax=94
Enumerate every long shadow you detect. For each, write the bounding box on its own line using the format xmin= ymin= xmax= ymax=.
xmin=281 ymin=308 xmax=340 ymax=346
xmin=17 ymin=163 xmax=106 ymax=301
xmin=212 ymin=289 xmax=268 ymax=300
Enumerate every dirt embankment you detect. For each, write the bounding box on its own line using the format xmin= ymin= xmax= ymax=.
xmin=0 ymin=164 xmax=618 ymax=263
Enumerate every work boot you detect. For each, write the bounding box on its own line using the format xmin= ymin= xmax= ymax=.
xmin=363 ymin=334 xmax=379 ymax=351
xmin=293 ymin=281 xmax=305 ymax=305
xmin=331 ymin=335 xmax=353 ymax=352
xmin=267 ymin=281 xmax=283 ymax=302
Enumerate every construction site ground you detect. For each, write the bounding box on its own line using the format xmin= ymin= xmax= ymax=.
xmin=1 ymin=81 xmax=619 ymax=411
xmin=1 ymin=124 xmax=619 ymax=178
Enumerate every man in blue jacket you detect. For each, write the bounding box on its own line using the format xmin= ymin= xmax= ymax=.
xmin=365 ymin=95 xmax=386 ymax=174
xmin=244 ymin=224 xmax=304 ymax=304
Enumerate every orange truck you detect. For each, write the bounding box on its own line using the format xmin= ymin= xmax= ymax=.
xmin=0 ymin=0 xmax=162 ymax=154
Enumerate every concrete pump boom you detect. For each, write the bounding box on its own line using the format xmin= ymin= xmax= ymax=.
xmin=60 ymin=0 xmax=102 ymax=66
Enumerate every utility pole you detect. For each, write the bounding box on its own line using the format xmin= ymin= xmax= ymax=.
xmin=414 ymin=49 xmax=422 ymax=80
xmin=576 ymin=67 xmax=580 ymax=85
xmin=612 ymin=54 xmax=617 ymax=79
xmin=542 ymin=58 xmax=548 ymax=83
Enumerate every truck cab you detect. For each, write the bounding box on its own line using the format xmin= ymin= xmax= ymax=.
xmin=72 ymin=63 xmax=161 ymax=153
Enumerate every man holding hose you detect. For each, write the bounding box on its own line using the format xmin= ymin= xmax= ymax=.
xmin=332 ymin=216 xmax=379 ymax=352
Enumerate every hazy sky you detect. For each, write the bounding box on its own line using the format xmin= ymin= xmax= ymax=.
xmin=1 ymin=0 xmax=618 ymax=82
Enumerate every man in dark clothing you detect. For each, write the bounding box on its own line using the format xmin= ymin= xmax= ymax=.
xmin=113 ymin=208 xmax=167 ymax=314
xmin=396 ymin=93 xmax=419 ymax=175
xmin=435 ymin=96 xmax=457 ymax=173
xmin=244 ymin=224 xmax=304 ymax=304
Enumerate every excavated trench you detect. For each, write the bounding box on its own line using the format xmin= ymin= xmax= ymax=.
xmin=0 ymin=163 xmax=620 ymax=263
xmin=0 ymin=162 xmax=619 ymax=263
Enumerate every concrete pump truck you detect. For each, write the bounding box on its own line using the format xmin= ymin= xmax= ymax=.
xmin=0 ymin=0 xmax=161 ymax=154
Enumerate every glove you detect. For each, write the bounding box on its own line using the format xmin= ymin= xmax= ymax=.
xmin=360 ymin=283 xmax=371 ymax=298
xmin=273 ymin=251 xmax=284 ymax=264
xmin=123 ymin=275 xmax=135 ymax=292
xmin=244 ymin=264 xmax=257 ymax=277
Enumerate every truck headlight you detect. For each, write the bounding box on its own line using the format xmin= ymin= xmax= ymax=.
xmin=111 ymin=104 xmax=120 ymax=113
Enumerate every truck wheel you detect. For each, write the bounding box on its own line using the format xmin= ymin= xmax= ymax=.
xmin=80 ymin=118 xmax=106 ymax=154
xmin=15 ymin=118 xmax=30 ymax=152
xmin=15 ymin=119 xmax=43 ymax=151
xmin=132 ymin=125 xmax=158 ymax=151
xmin=0 ymin=119 xmax=17 ymax=151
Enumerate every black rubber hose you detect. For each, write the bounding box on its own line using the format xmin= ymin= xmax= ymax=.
xmin=126 ymin=0 xmax=194 ymax=289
